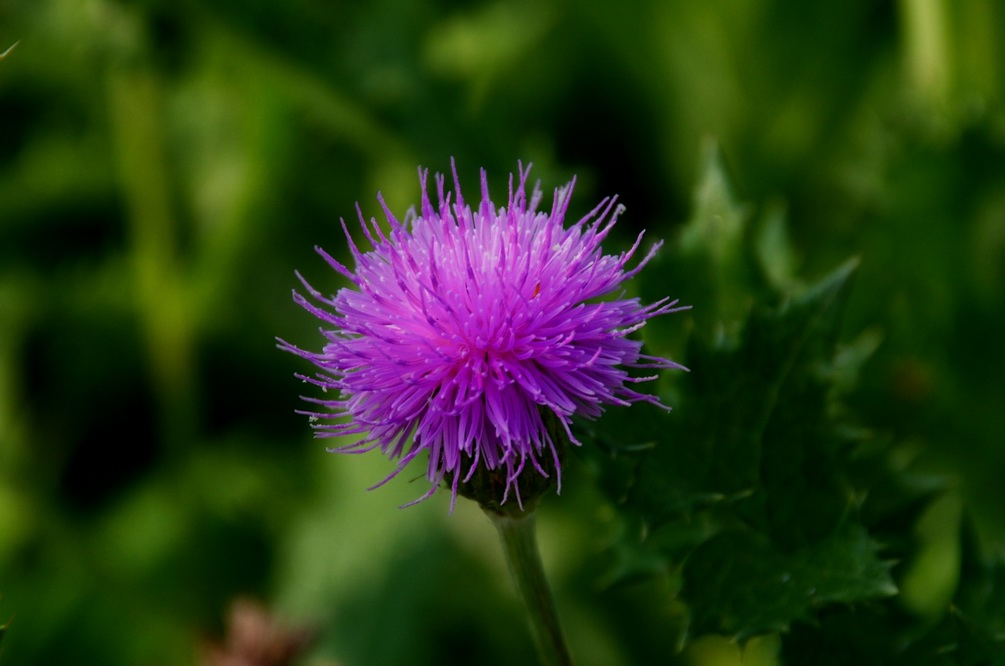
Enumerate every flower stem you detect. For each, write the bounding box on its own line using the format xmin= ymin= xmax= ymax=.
xmin=485 ymin=507 xmax=573 ymax=666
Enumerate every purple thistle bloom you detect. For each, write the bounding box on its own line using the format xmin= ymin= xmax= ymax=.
xmin=279 ymin=161 xmax=687 ymax=508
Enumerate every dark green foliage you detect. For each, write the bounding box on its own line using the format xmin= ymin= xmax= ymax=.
xmin=584 ymin=149 xmax=1005 ymax=658
xmin=681 ymin=521 xmax=895 ymax=640
xmin=3 ymin=1 xmax=1005 ymax=664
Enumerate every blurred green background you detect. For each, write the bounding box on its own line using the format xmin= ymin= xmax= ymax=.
xmin=1 ymin=0 xmax=1003 ymax=664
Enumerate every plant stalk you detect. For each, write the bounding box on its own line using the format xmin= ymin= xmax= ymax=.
xmin=485 ymin=507 xmax=573 ymax=666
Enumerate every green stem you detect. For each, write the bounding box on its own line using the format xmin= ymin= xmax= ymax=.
xmin=485 ymin=507 xmax=573 ymax=666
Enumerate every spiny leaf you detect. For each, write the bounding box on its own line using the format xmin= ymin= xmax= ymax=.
xmin=679 ymin=138 xmax=749 ymax=268
xmin=648 ymin=138 xmax=760 ymax=348
xmin=624 ymin=259 xmax=860 ymax=529
xmin=800 ymin=520 xmax=898 ymax=604
xmin=754 ymin=201 xmax=800 ymax=291
xmin=681 ymin=520 xmax=896 ymax=641
xmin=780 ymin=513 xmax=1005 ymax=664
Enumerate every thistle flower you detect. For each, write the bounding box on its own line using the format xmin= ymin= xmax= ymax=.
xmin=280 ymin=161 xmax=686 ymax=508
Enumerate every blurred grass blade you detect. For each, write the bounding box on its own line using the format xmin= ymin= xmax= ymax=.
xmin=0 ymin=41 xmax=19 ymax=59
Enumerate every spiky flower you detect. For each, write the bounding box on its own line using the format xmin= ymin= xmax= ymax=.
xmin=280 ymin=162 xmax=686 ymax=508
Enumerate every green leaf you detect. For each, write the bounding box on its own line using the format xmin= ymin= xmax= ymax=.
xmin=590 ymin=251 xmax=910 ymax=645
xmin=641 ymin=139 xmax=760 ymax=356
xmin=681 ymin=520 xmax=896 ymax=641
xmin=679 ymin=138 xmax=749 ymax=270
xmin=624 ymin=258 xmax=861 ymax=530
xmin=588 ymin=142 xmax=1005 ymax=658
xmin=680 ymin=529 xmax=802 ymax=639
xmin=947 ymin=516 xmax=1005 ymax=661
xmin=801 ymin=520 xmax=899 ymax=604
xmin=781 ymin=514 xmax=1005 ymax=664
xmin=754 ymin=201 xmax=800 ymax=292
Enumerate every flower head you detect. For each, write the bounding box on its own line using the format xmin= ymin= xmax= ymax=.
xmin=280 ymin=161 xmax=686 ymax=508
